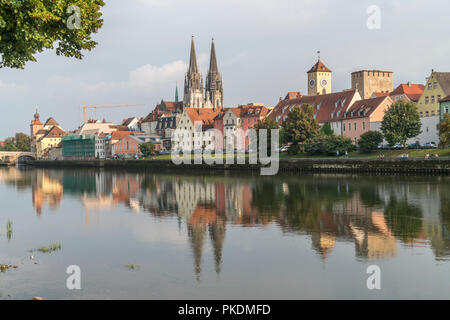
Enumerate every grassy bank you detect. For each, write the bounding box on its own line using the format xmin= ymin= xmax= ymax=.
xmin=149 ymin=148 xmax=450 ymax=160
xmin=280 ymin=148 xmax=450 ymax=159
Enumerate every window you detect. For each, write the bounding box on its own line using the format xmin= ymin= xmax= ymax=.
xmin=354 ymin=123 xmax=357 ymax=130
xmin=445 ymin=106 xmax=449 ymax=114
xmin=425 ymin=97 xmax=429 ymax=104
xmin=431 ymin=96 xmax=435 ymax=104
xmin=363 ymin=122 xmax=366 ymax=130
xmin=433 ymin=82 xmax=437 ymax=89
xmin=428 ymin=83 xmax=432 ymax=90
xmin=348 ymin=123 xmax=351 ymax=131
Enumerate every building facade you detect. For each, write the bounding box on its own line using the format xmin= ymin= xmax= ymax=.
xmin=307 ymin=59 xmax=332 ymax=96
xmin=440 ymin=95 xmax=450 ymax=119
xmin=62 ymin=135 xmax=96 ymax=160
xmin=340 ymin=96 xmax=393 ymax=144
xmin=416 ymin=71 xmax=450 ymax=118
xmin=351 ymin=70 xmax=394 ymax=99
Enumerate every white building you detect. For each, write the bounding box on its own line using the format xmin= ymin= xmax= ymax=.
xmin=95 ymin=134 xmax=108 ymax=159
xmin=174 ymin=108 xmax=220 ymax=151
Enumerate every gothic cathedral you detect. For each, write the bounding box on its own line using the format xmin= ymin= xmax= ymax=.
xmin=183 ymin=36 xmax=224 ymax=109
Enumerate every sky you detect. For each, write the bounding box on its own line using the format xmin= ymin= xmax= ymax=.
xmin=1 ymin=0 xmax=449 ymax=138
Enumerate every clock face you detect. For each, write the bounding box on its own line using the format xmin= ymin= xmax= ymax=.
xmin=309 ymin=79 xmax=316 ymax=88
xmin=321 ymin=78 xmax=328 ymax=88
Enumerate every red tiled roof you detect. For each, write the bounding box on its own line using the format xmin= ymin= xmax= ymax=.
xmin=269 ymin=90 xmax=359 ymax=125
xmin=390 ymin=83 xmax=424 ymax=96
xmin=110 ymin=131 xmax=131 ymax=141
xmin=285 ymin=92 xmax=302 ymax=100
xmin=44 ymin=117 xmax=59 ymax=127
xmin=185 ymin=108 xmax=222 ymax=129
xmin=307 ymin=60 xmax=331 ymax=73
xmin=339 ymin=96 xmax=392 ymax=120
xmin=43 ymin=126 xmax=66 ymax=139
xmin=372 ymin=92 xmax=390 ymax=97
xmin=234 ymin=105 xmax=271 ymax=118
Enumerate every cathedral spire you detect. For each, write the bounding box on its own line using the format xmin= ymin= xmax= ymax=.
xmin=188 ymin=35 xmax=199 ymax=74
xmin=175 ymin=83 xmax=179 ymax=102
xmin=209 ymin=38 xmax=218 ymax=74
xmin=205 ymin=38 xmax=224 ymax=109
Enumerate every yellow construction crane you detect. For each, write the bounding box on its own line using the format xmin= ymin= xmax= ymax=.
xmin=81 ymin=104 xmax=146 ymax=123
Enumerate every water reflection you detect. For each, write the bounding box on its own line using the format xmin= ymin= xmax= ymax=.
xmin=1 ymin=167 xmax=449 ymax=280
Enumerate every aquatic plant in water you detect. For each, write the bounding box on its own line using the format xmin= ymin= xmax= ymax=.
xmin=6 ymin=220 xmax=12 ymax=241
xmin=0 ymin=264 xmax=18 ymax=272
xmin=29 ymin=243 xmax=62 ymax=254
xmin=125 ymin=264 xmax=140 ymax=270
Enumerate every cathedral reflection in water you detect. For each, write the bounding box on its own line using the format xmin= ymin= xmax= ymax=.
xmin=1 ymin=167 xmax=449 ymax=279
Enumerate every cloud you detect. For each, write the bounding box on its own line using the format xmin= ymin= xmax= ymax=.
xmin=0 ymin=80 xmax=28 ymax=96
xmin=124 ymin=60 xmax=187 ymax=92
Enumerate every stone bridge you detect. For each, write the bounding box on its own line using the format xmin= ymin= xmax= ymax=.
xmin=0 ymin=152 xmax=36 ymax=165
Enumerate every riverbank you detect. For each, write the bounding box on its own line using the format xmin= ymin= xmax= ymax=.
xmin=24 ymin=158 xmax=450 ymax=174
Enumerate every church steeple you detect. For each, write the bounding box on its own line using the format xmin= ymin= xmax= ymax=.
xmin=205 ymin=38 xmax=224 ymax=109
xmin=188 ymin=35 xmax=199 ymax=74
xmin=175 ymin=83 xmax=179 ymax=102
xmin=209 ymin=38 xmax=218 ymax=74
xmin=183 ymin=35 xmax=205 ymax=108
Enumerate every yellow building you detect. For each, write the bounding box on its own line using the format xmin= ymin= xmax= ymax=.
xmin=30 ymin=115 xmax=66 ymax=159
xmin=416 ymin=71 xmax=450 ymax=117
xmin=36 ymin=126 xmax=66 ymax=159
xmin=307 ymin=59 xmax=332 ymax=96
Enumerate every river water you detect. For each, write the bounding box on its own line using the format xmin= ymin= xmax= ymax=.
xmin=0 ymin=167 xmax=449 ymax=299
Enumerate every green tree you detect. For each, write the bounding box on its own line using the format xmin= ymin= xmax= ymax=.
xmin=358 ymin=130 xmax=384 ymax=153
xmin=139 ymin=142 xmax=156 ymax=157
xmin=320 ymin=122 xmax=333 ymax=136
xmin=0 ymin=0 xmax=104 ymax=69
xmin=254 ymin=117 xmax=279 ymax=155
xmin=305 ymin=133 xmax=354 ymax=155
xmin=1 ymin=133 xmax=31 ymax=151
xmin=437 ymin=113 xmax=450 ymax=147
xmin=381 ymin=101 xmax=421 ymax=148
xmin=283 ymin=105 xmax=320 ymax=154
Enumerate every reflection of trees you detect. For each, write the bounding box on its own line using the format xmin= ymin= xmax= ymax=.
xmin=3 ymin=167 xmax=450 ymax=265
xmin=359 ymin=184 xmax=383 ymax=208
xmin=383 ymin=194 xmax=423 ymax=243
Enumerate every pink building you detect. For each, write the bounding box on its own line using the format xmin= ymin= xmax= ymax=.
xmin=341 ymin=96 xmax=393 ymax=144
xmin=214 ymin=104 xmax=271 ymax=150
xmin=114 ymin=134 xmax=161 ymax=157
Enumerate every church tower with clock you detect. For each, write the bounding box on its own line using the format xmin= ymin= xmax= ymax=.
xmin=307 ymin=56 xmax=332 ymax=96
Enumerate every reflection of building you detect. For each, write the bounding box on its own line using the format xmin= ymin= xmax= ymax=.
xmin=187 ymin=204 xmax=226 ymax=280
xmin=32 ymin=171 xmax=63 ymax=216
xmin=5 ymin=168 xmax=450 ymax=278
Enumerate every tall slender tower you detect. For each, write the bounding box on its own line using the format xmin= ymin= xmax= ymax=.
xmin=307 ymin=52 xmax=332 ymax=96
xmin=30 ymin=108 xmax=43 ymax=154
xmin=205 ymin=38 xmax=224 ymax=109
xmin=183 ymin=36 xmax=205 ymax=108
